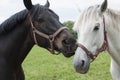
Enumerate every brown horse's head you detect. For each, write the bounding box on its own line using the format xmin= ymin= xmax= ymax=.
xmin=24 ymin=0 xmax=77 ymax=57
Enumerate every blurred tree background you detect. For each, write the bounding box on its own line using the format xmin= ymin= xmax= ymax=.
xmin=63 ymin=21 xmax=77 ymax=39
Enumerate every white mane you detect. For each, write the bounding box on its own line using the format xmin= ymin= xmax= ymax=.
xmin=73 ymin=5 xmax=99 ymax=32
xmin=106 ymin=9 xmax=120 ymax=32
xmin=73 ymin=5 xmax=120 ymax=32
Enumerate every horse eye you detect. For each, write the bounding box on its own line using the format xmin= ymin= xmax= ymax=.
xmin=94 ymin=26 xmax=99 ymax=31
xmin=38 ymin=18 xmax=44 ymax=23
xmin=94 ymin=23 xmax=100 ymax=31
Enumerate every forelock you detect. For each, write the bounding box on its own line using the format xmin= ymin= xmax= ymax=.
xmin=73 ymin=5 xmax=100 ymax=32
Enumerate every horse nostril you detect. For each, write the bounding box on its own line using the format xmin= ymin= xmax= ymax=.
xmin=81 ymin=60 xmax=85 ymax=67
xmin=62 ymin=38 xmax=76 ymax=46
xmin=62 ymin=39 xmax=70 ymax=45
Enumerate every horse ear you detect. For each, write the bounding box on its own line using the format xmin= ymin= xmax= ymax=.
xmin=100 ymin=0 xmax=107 ymax=12
xmin=23 ymin=0 xmax=33 ymax=10
xmin=44 ymin=0 xmax=50 ymax=8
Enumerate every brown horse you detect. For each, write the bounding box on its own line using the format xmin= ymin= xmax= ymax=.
xmin=0 ymin=0 xmax=76 ymax=80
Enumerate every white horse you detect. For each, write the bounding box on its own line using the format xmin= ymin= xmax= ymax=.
xmin=73 ymin=0 xmax=120 ymax=80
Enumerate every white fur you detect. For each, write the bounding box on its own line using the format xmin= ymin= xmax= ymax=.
xmin=73 ymin=2 xmax=120 ymax=80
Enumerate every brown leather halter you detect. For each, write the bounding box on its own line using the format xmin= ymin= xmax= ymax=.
xmin=77 ymin=16 xmax=110 ymax=62
xmin=29 ymin=16 xmax=68 ymax=54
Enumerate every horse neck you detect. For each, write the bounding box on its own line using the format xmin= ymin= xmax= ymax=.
xmin=15 ymin=21 xmax=35 ymax=65
xmin=5 ymin=20 xmax=34 ymax=66
xmin=105 ymin=9 xmax=120 ymax=65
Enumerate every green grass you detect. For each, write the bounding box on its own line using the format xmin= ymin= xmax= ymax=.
xmin=23 ymin=46 xmax=112 ymax=80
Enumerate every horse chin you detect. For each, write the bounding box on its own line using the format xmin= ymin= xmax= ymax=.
xmin=74 ymin=64 xmax=90 ymax=74
xmin=59 ymin=48 xmax=75 ymax=57
xmin=59 ymin=46 xmax=76 ymax=58
xmin=62 ymin=52 xmax=75 ymax=58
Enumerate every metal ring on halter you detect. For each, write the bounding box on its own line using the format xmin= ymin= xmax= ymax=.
xmin=49 ymin=35 xmax=55 ymax=42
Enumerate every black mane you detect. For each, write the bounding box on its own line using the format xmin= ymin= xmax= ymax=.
xmin=0 ymin=4 xmax=48 ymax=35
xmin=0 ymin=9 xmax=29 ymax=34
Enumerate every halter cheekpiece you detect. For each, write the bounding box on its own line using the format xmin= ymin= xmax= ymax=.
xmin=29 ymin=15 xmax=68 ymax=54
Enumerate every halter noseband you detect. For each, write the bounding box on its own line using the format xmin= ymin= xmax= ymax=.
xmin=77 ymin=15 xmax=110 ymax=62
xmin=29 ymin=17 xmax=68 ymax=54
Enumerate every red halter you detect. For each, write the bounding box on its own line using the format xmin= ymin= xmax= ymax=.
xmin=77 ymin=16 xmax=110 ymax=62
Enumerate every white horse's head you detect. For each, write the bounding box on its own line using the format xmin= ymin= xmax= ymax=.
xmin=73 ymin=0 xmax=108 ymax=73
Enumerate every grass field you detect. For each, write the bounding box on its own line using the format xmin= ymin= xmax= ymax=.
xmin=23 ymin=45 xmax=113 ymax=80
